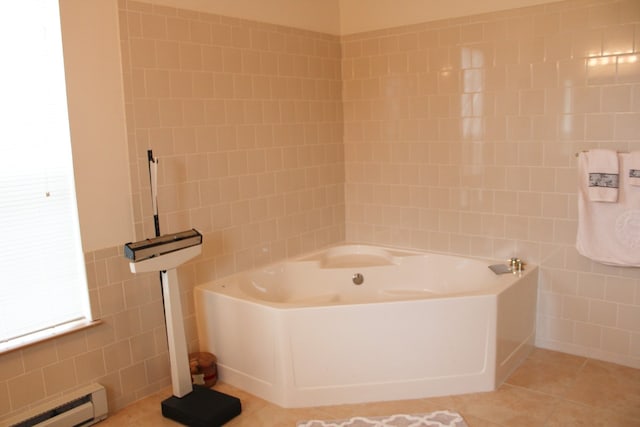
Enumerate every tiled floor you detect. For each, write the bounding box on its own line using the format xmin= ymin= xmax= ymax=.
xmin=98 ymin=348 xmax=640 ymax=426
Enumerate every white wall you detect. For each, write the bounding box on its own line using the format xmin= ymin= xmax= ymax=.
xmin=59 ymin=0 xmax=134 ymax=251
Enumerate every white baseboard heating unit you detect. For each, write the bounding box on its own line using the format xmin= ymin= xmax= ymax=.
xmin=2 ymin=383 xmax=108 ymax=427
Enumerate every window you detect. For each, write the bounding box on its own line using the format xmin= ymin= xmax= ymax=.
xmin=0 ymin=0 xmax=91 ymax=344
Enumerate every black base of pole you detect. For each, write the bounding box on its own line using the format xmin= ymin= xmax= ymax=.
xmin=161 ymin=387 xmax=242 ymax=426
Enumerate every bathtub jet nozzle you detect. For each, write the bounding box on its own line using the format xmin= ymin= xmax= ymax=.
xmin=352 ymin=273 xmax=364 ymax=285
xmin=124 ymin=229 xmax=202 ymax=262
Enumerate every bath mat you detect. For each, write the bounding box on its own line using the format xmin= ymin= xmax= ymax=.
xmin=297 ymin=410 xmax=468 ymax=427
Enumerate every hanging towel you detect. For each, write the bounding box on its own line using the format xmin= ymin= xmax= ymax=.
xmin=577 ymin=152 xmax=640 ymax=267
xmin=629 ymin=151 xmax=640 ymax=186
xmin=585 ymin=149 xmax=619 ymax=202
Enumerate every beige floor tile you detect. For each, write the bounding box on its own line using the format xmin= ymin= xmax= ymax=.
xmin=459 ymin=384 xmax=557 ymax=427
xmin=98 ymin=389 xmax=181 ymax=426
xmin=505 ymin=348 xmax=586 ymax=397
xmin=460 ymin=414 xmax=504 ymax=427
xmin=227 ymin=405 xmax=327 ymax=427
xmin=564 ymin=360 xmax=640 ymax=420
xmin=546 ymin=400 xmax=640 ymax=427
xmin=579 ymin=359 xmax=640 ymax=383
xmin=526 ymin=347 xmax=588 ymax=365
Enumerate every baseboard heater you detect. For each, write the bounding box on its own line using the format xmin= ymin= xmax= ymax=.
xmin=2 ymin=383 xmax=108 ymax=427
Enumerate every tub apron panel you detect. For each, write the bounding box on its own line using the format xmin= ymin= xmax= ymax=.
xmin=280 ymin=297 xmax=497 ymax=406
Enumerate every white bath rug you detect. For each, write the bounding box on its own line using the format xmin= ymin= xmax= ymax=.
xmin=297 ymin=410 xmax=468 ymax=427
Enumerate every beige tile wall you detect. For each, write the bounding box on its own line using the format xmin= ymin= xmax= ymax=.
xmin=342 ymin=0 xmax=640 ymax=368
xmin=118 ymin=0 xmax=345 ymax=406
xmin=119 ymin=0 xmax=345 ymax=361
xmin=120 ymin=0 xmax=345 ymax=271
xmin=0 ymin=0 xmax=344 ymax=421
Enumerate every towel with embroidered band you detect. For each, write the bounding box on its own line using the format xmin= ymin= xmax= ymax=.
xmin=576 ymin=151 xmax=640 ymax=267
xmin=584 ymin=149 xmax=619 ymax=202
xmin=630 ymin=151 xmax=640 ymax=186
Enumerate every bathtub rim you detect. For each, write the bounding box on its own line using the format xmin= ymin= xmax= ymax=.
xmin=195 ymin=242 xmax=538 ymax=309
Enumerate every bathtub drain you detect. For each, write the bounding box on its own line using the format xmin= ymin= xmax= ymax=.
xmin=352 ymin=273 xmax=364 ymax=285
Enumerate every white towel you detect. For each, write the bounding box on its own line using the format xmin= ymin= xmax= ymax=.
xmin=585 ymin=149 xmax=619 ymax=202
xmin=577 ymin=152 xmax=640 ymax=267
xmin=629 ymin=151 xmax=640 ymax=186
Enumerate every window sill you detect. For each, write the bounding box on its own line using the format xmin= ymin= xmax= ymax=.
xmin=0 ymin=319 xmax=103 ymax=355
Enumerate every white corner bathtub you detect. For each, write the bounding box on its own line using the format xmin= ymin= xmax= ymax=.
xmin=194 ymin=244 xmax=538 ymax=408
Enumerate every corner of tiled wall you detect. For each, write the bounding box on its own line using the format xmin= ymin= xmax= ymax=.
xmin=119 ymin=0 xmax=346 ymax=281
xmin=341 ymin=0 xmax=640 ymax=368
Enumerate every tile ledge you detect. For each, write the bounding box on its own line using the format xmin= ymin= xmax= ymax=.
xmin=0 ymin=319 xmax=103 ymax=355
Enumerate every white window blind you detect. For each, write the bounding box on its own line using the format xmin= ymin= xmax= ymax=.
xmin=0 ymin=0 xmax=91 ymax=343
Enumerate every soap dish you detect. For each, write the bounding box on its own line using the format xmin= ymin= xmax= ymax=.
xmin=488 ymin=264 xmax=512 ymax=275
